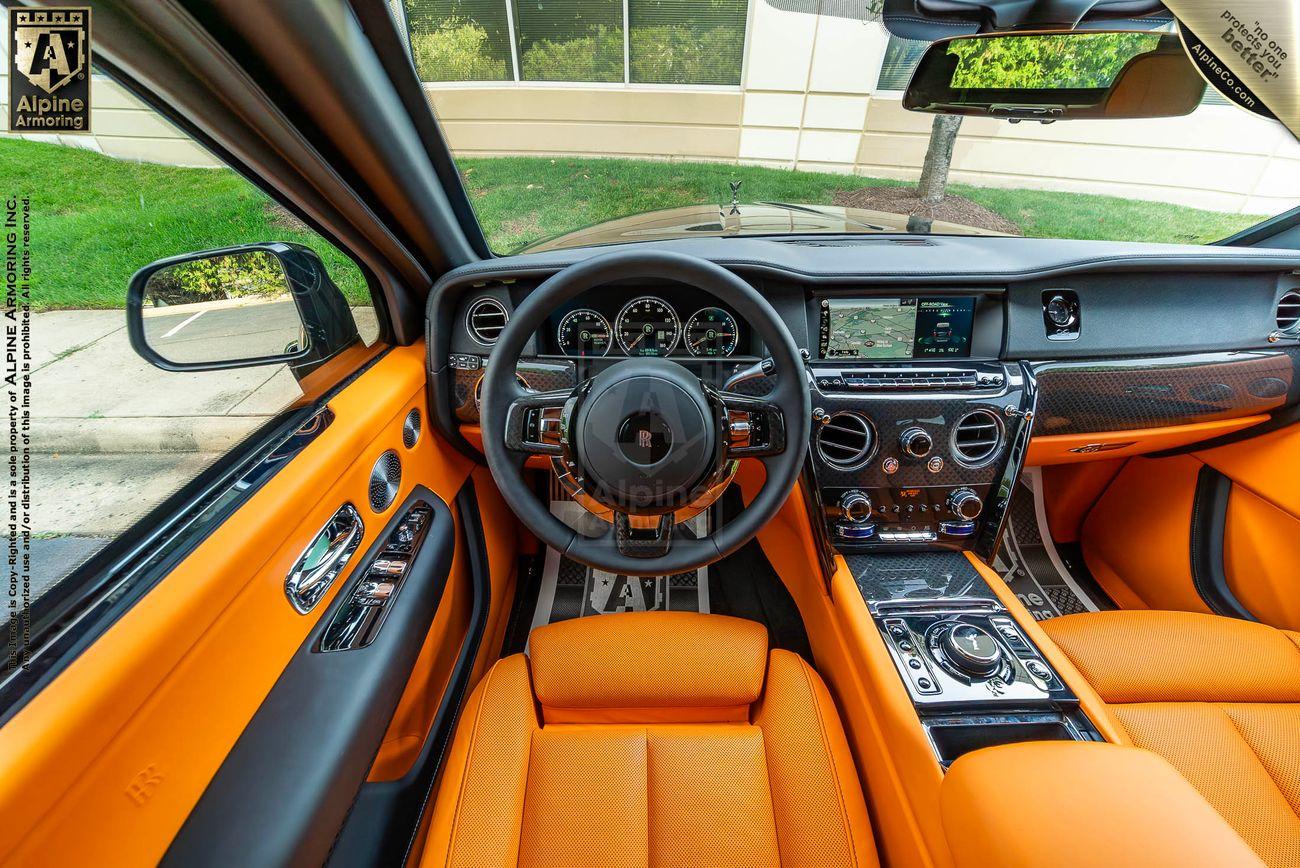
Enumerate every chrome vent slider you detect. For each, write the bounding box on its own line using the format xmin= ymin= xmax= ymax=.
xmin=466 ymin=297 xmax=509 ymax=345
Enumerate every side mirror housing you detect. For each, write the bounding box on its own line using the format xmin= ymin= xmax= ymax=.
xmin=903 ymin=31 xmax=1207 ymax=121
xmin=127 ymin=242 xmax=360 ymax=377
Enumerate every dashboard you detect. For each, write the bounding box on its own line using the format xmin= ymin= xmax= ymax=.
xmin=429 ymin=235 xmax=1300 ymax=562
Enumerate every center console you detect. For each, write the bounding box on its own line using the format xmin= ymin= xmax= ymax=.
xmin=804 ymin=291 xmax=1033 ymax=561
xmin=851 ymin=552 xmax=1101 ymax=765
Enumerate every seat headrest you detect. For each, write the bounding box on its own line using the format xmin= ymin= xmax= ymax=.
xmin=528 ymin=612 xmax=769 ymax=723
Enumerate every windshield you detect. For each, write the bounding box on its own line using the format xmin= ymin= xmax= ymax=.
xmin=399 ymin=2 xmax=1299 ymax=253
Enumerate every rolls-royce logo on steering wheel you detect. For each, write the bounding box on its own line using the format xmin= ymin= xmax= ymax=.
xmin=637 ymin=429 xmax=652 ymax=449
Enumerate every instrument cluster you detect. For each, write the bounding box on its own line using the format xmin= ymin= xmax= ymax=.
xmin=548 ymin=290 xmax=747 ymax=359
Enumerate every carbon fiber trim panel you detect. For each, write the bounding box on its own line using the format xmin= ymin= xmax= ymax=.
xmin=452 ymin=359 xmax=576 ymax=423
xmin=845 ymin=551 xmax=996 ymax=607
xmin=1032 ymin=350 xmax=1299 ymax=435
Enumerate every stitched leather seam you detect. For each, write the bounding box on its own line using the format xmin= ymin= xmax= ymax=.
xmin=446 ymin=662 xmax=498 ymax=867
xmin=798 ymin=658 xmax=858 ymax=866
xmin=1219 ymin=704 xmax=1300 ymax=822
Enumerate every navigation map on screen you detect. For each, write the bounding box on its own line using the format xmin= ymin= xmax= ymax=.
xmin=823 ymin=298 xmax=918 ymax=359
xmin=820 ymin=297 xmax=976 ymax=359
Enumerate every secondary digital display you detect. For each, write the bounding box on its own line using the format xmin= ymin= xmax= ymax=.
xmin=819 ymin=297 xmax=976 ymax=359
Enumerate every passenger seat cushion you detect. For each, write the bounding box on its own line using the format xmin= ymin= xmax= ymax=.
xmin=528 ymin=611 xmax=769 ymax=719
xmin=1042 ymin=610 xmax=1300 ymax=704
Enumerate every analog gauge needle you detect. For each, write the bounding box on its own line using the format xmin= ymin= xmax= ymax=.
xmin=626 ymin=329 xmax=648 ymax=351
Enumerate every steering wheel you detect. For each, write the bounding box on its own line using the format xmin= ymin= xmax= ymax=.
xmin=480 ymin=250 xmax=810 ymax=576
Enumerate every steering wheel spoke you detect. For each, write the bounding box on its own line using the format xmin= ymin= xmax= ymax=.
xmin=503 ymin=388 xmax=573 ymax=456
xmin=719 ymin=391 xmax=786 ymax=458
xmin=612 ymin=511 xmax=675 ymax=559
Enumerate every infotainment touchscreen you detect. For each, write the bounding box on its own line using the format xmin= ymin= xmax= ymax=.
xmin=818 ymin=297 xmax=976 ymax=359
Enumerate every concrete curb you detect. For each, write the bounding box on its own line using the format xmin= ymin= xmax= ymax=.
xmin=35 ymin=416 xmax=271 ymax=454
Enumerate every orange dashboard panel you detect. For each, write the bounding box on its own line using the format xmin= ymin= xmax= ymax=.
xmin=1027 ymin=416 xmax=1268 ymax=465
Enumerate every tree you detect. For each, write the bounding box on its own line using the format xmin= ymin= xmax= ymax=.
xmin=917 ymin=114 xmax=962 ymax=205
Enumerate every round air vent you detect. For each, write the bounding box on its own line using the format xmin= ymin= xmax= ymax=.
xmin=815 ymin=412 xmax=876 ymax=469
xmin=1276 ymin=290 xmax=1300 ymax=333
xmin=951 ymin=410 xmax=1003 ymax=467
xmin=368 ymin=450 xmax=402 ymax=513
xmin=466 ymin=297 xmax=508 ymax=345
xmin=402 ymin=408 xmax=421 ymax=449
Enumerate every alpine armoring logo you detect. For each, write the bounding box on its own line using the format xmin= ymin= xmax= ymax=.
xmin=8 ymin=7 xmax=91 ymax=133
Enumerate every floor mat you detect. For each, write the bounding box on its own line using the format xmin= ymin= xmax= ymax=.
xmin=993 ymin=467 xmax=1111 ymax=621
xmin=528 ymin=501 xmax=709 ymax=639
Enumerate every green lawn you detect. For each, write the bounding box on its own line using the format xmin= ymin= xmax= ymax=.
xmin=0 ymin=138 xmax=1266 ymax=311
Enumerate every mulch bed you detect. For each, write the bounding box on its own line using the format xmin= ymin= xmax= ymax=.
xmin=833 ymin=185 xmax=1022 ymax=235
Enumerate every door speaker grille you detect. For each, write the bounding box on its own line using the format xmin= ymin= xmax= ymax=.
xmin=402 ymin=409 xmax=421 ymax=449
xmin=369 ymin=450 xmax=402 ymax=513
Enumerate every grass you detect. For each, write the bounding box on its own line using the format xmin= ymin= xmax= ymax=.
xmin=0 ymin=138 xmax=1266 ymax=310
xmin=460 ymin=157 xmax=1264 ymax=251
xmin=0 ymin=138 xmax=367 ymax=310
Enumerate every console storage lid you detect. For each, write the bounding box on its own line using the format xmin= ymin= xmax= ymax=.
xmin=940 ymin=741 xmax=1263 ymax=867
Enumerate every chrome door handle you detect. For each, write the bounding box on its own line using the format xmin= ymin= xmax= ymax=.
xmin=285 ymin=503 xmax=364 ymax=613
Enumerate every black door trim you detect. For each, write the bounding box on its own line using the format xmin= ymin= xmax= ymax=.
xmin=1189 ymin=465 xmax=1257 ymax=621
xmin=162 ymin=484 xmax=457 ymax=867
xmin=327 ymin=478 xmax=493 ymax=867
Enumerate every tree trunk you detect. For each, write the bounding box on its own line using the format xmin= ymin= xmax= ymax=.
xmin=917 ymin=114 xmax=963 ymax=205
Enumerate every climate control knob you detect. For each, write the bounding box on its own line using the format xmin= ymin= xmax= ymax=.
xmin=899 ymin=426 xmax=933 ymax=459
xmin=947 ymin=488 xmax=983 ymax=520
xmin=839 ymin=491 xmax=873 ymax=524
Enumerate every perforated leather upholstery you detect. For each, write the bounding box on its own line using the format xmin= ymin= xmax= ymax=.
xmin=422 ymin=612 xmax=878 ymax=868
xmin=1043 ymin=610 xmax=1300 ymax=867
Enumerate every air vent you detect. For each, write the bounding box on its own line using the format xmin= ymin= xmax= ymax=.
xmin=951 ymin=410 xmax=1002 ymax=467
xmin=466 ymin=297 xmax=508 ymax=344
xmin=816 ymin=411 xmax=876 ymax=469
xmin=402 ymin=409 xmax=421 ymax=449
xmin=1276 ymin=290 xmax=1300 ymax=333
xmin=368 ymin=450 xmax=402 ymax=513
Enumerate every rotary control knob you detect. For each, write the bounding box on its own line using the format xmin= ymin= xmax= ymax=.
xmin=839 ymin=491 xmax=873 ymax=524
xmin=947 ymin=488 xmax=983 ymax=520
xmin=939 ymin=623 xmax=1003 ymax=678
xmin=899 ymin=426 xmax=933 ymax=459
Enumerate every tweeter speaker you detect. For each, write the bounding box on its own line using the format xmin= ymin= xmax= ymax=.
xmin=369 ymin=450 xmax=402 ymax=513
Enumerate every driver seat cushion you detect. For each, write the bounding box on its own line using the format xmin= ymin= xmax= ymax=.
xmin=422 ymin=612 xmax=878 ymax=868
xmin=1041 ymin=610 xmax=1300 ymax=867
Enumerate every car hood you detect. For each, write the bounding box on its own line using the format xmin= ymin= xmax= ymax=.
xmin=519 ymin=201 xmax=1005 ymax=253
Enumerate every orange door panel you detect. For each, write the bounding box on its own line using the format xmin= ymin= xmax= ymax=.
xmin=0 ymin=343 xmax=476 ymax=866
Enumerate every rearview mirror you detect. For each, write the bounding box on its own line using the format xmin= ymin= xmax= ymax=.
xmin=902 ymin=31 xmax=1207 ymax=121
xmin=127 ymin=242 xmax=360 ymax=375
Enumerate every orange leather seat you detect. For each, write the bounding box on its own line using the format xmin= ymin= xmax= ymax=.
xmin=1042 ymin=610 xmax=1300 ymax=867
xmin=422 ymin=612 xmax=878 ymax=867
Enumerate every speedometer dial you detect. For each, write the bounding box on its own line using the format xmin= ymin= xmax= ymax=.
xmin=556 ymin=308 xmax=612 ymax=357
xmin=616 ymin=296 xmax=680 ymax=357
xmin=685 ymin=307 xmax=739 ymax=357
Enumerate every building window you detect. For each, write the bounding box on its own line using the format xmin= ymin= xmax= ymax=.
xmin=402 ymin=0 xmax=749 ymax=85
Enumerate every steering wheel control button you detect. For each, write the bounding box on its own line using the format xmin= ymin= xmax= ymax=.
xmin=617 ymin=412 xmax=673 ymax=465
xmin=899 ymin=426 xmax=933 ymax=459
xmin=936 ymin=623 xmax=1004 ymax=678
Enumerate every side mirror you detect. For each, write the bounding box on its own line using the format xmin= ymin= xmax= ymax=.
xmin=902 ymin=31 xmax=1207 ymax=121
xmin=127 ymin=242 xmax=360 ymax=376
